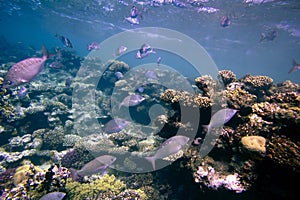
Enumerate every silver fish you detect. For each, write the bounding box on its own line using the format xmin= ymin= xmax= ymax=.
xmin=145 ymin=135 xmax=190 ymax=170
xmin=203 ymin=108 xmax=238 ymax=134
xmin=104 ymin=118 xmax=129 ymax=134
xmin=114 ymin=46 xmax=127 ymax=57
xmin=125 ymin=16 xmax=139 ymax=25
xmin=70 ymin=155 xmax=116 ymax=181
xmin=40 ymin=192 xmax=66 ymax=200
xmin=119 ymin=94 xmax=145 ymax=109
xmin=3 ymin=45 xmax=48 ymax=88
xmin=288 ymin=59 xmax=300 ymax=74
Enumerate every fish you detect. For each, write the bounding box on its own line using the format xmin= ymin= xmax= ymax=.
xmin=130 ymin=6 xmax=141 ymax=18
xmin=221 ymin=16 xmax=230 ymax=27
xmin=202 ymin=108 xmax=238 ymax=135
xmin=259 ymin=30 xmax=278 ymax=42
xmin=17 ymin=86 xmax=27 ymax=98
xmin=70 ymin=155 xmax=116 ymax=181
xmin=145 ymin=70 xmax=157 ymax=79
xmin=288 ymin=59 xmax=300 ymax=74
xmin=49 ymin=61 xmax=65 ymax=69
xmin=119 ymin=94 xmax=145 ymax=109
xmin=2 ymin=45 xmax=48 ymax=88
xmin=125 ymin=16 xmax=139 ymax=25
xmin=55 ymin=34 xmax=73 ymax=48
xmin=87 ymin=42 xmax=100 ymax=51
xmin=114 ymin=46 xmax=127 ymax=57
xmin=156 ymin=57 xmax=162 ymax=66
xmin=137 ymin=86 xmax=144 ymax=93
xmin=40 ymin=192 xmax=66 ymax=200
xmin=115 ymin=71 xmax=124 ymax=79
xmin=104 ymin=118 xmax=129 ymax=134
xmin=136 ymin=44 xmax=155 ymax=59
xmin=65 ymin=77 xmax=73 ymax=88
xmin=145 ymin=135 xmax=190 ymax=170
xmin=226 ymin=82 xmax=245 ymax=91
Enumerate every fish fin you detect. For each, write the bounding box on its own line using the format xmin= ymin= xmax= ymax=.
xmin=202 ymin=125 xmax=211 ymax=134
xmin=145 ymin=156 xmax=156 ymax=170
xmin=259 ymin=33 xmax=265 ymax=42
xmin=69 ymin=168 xmax=79 ymax=181
xmin=288 ymin=59 xmax=299 ymax=74
xmin=42 ymin=45 xmax=49 ymax=59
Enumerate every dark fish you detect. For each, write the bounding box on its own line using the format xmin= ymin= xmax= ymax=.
xmin=172 ymin=0 xmax=186 ymax=8
xmin=3 ymin=45 xmax=48 ymax=88
xmin=259 ymin=30 xmax=278 ymax=42
xmin=203 ymin=108 xmax=238 ymax=134
xmin=65 ymin=77 xmax=73 ymax=88
xmin=221 ymin=16 xmax=230 ymax=27
xmin=87 ymin=42 xmax=100 ymax=51
xmin=136 ymin=44 xmax=155 ymax=59
xmin=145 ymin=135 xmax=190 ymax=170
xmin=55 ymin=34 xmax=73 ymax=48
xmin=49 ymin=61 xmax=65 ymax=69
xmin=40 ymin=192 xmax=66 ymax=200
xmin=130 ymin=6 xmax=140 ymax=18
xmin=104 ymin=118 xmax=129 ymax=133
xmin=119 ymin=94 xmax=145 ymax=109
xmin=288 ymin=59 xmax=300 ymax=74
xmin=70 ymin=155 xmax=116 ymax=181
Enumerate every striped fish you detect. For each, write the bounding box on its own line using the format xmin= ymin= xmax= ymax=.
xmin=2 ymin=45 xmax=48 ymax=88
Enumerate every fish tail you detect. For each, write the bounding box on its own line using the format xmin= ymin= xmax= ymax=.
xmin=69 ymin=168 xmax=79 ymax=181
xmin=145 ymin=156 xmax=156 ymax=170
xmin=259 ymin=33 xmax=265 ymax=42
xmin=42 ymin=45 xmax=49 ymax=59
xmin=288 ymin=59 xmax=299 ymax=74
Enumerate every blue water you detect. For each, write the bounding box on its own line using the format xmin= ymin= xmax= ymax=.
xmin=1 ymin=0 xmax=300 ymax=83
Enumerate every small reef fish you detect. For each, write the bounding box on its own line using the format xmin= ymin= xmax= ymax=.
xmin=55 ymin=34 xmax=73 ymax=48
xmin=2 ymin=45 xmax=48 ymax=88
xmin=157 ymin=57 xmax=162 ymax=65
xmin=172 ymin=0 xmax=186 ymax=8
xmin=203 ymin=108 xmax=238 ymax=134
xmin=87 ymin=42 xmax=100 ymax=51
xmin=288 ymin=59 xmax=300 ymax=74
xmin=49 ymin=61 xmax=65 ymax=69
xmin=114 ymin=46 xmax=127 ymax=57
xmin=221 ymin=16 xmax=231 ymax=27
xmin=259 ymin=30 xmax=278 ymax=42
xmin=17 ymin=86 xmax=28 ymax=98
xmin=145 ymin=135 xmax=190 ymax=170
xmin=137 ymin=86 xmax=144 ymax=93
xmin=115 ymin=71 xmax=124 ymax=79
xmin=125 ymin=6 xmax=143 ymax=25
xmin=104 ymin=118 xmax=129 ymax=134
xmin=119 ymin=94 xmax=145 ymax=109
xmin=136 ymin=44 xmax=155 ymax=59
xmin=226 ymin=82 xmax=245 ymax=91
xmin=70 ymin=155 xmax=116 ymax=181
xmin=40 ymin=192 xmax=66 ymax=200
xmin=145 ymin=70 xmax=157 ymax=79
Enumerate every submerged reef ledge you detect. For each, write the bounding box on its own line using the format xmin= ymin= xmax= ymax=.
xmin=0 ymin=51 xmax=299 ymax=200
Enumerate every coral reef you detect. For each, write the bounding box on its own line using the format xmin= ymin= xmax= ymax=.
xmin=218 ymin=70 xmax=237 ymax=86
xmin=65 ymin=174 xmax=147 ymax=200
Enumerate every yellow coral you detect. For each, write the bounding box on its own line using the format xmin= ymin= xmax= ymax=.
xmin=66 ymin=174 xmax=126 ymax=200
xmin=13 ymin=164 xmax=43 ymax=185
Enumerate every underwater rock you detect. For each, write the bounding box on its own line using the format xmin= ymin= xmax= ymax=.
xmin=266 ymin=135 xmax=300 ymax=172
xmin=240 ymin=135 xmax=266 ymax=157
